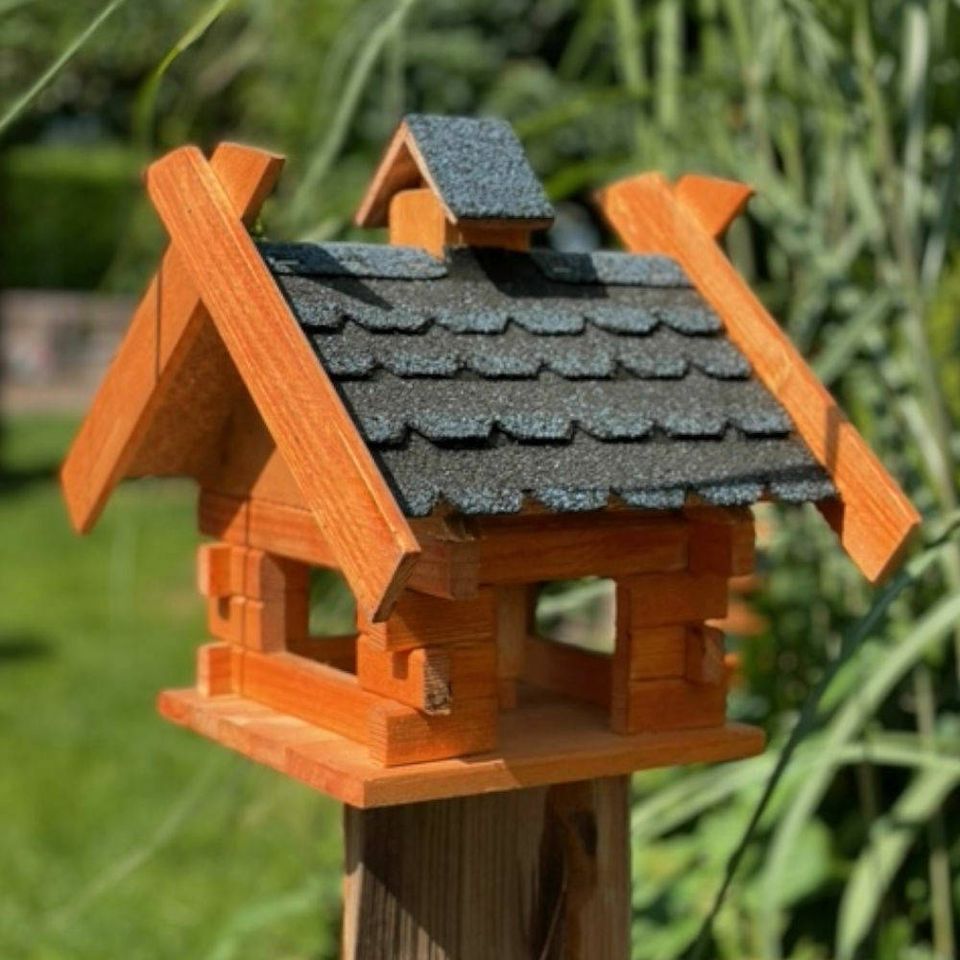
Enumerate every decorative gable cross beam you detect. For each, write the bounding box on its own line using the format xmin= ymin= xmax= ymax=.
xmin=144 ymin=147 xmax=421 ymax=621
xmin=63 ymin=145 xmax=421 ymax=622
xmin=61 ymin=143 xmax=284 ymax=534
xmin=599 ymin=173 xmax=921 ymax=583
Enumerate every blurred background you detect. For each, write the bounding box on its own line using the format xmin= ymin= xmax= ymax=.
xmin=1 ymin=1 xmax=959 ymax=958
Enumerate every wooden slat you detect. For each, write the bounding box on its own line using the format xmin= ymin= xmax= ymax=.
xmin=238 ymin=649 xmax=497 ymax=766
xmin=368 ymin=696 xmax=498 ymax=767
xmin=355 ymin=122 xmax=422 ymax=227
xmin=361 ymin=589 xmax=495 ymax=653
xmin=389 ymin=188 xmax=533 ymax=257
xmin=612 ymin=677 xmax=726 ymax=735
xmin=599 ymin=173 xmax=921 ymax=583
xmin=356 ymin=639 xmax=452 ymax=714
xmin=522 ymin=635 xmax=611 ymax=707
xmin=144 ymin=146 xmax=420 ymax=621
xmin=623 ymin=624 xmax=688 ymax=680
xmin=618 ymin=573 xmax=728 ymax=628
xmin=240 ymin=649 xmax=380 ymax=745
xmin=494 ymin=585 xmax=532 ymax=709
xmin=475 ymin=513 xmax=689 ymax=584
xmin=207 ymin=595 xmax=245 ymax=645
xmin=196 ymin=642 xmax=239 ymax=696
xmin=197 ymin=543 xmax=242 ymax=598
xmin=61 ymin=144 xmax=284 ymax=533
xmin=686 ymin=506 xmax=756 ymax=577
xmin=159 ymin=687 xmax=765 ymax=808
xmin=673 ymin=174 xmax=753 ymax=239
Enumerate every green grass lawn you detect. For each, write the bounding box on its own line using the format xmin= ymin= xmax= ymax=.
xmin=0 ymin=416 xmax=342 ymax=960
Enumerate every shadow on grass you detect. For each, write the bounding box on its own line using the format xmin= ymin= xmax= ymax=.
xmin=0 ymin=463 xmax=59 ymax=494
xmin=0 ymin=632 xmax=53 ymax=662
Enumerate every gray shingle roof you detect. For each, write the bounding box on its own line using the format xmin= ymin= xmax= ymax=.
xmin=403 ymin=114 xmax=555 ymax=223
xmin=259 ymin=241 xmax=835 ymax=517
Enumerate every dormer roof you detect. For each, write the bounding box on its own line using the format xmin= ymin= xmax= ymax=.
xmin=355 ymin=114 xmax=555 ymax=229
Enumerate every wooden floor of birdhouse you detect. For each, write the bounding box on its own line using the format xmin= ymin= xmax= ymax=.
xmin=157 ymin=687 xmax=765 ymax=808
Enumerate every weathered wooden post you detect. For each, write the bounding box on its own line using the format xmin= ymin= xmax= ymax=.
xmin=61 ymin=114 xmax=919 ymax=959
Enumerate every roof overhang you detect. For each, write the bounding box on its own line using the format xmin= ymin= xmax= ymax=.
xmin=597 ymin=172 xmax=921 ymax=583
xmin=61 ymin=144 xmax=421 ymax=622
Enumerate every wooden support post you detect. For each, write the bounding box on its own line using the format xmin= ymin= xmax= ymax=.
xmin=495 ymin=584 xmax=532 ymax=709
xmin=342 ymin=776 xmax=630 ymax=959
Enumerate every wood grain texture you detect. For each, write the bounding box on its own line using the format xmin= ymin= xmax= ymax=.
xmin=686 ymin=506 xmax=756 ymax=577
xmin=599 ymin=173 xmax=921 ymax=583
xmin=388 ymin=188 xmax=533 ymax=257
xmin=475 ymin=512 xmax=689 ymax=584
xmin=158 ymin=687 xmax=765 ymax=807
xmin=144 ymin=146 xmax=420 ymax=621
xmin=360 ymin=589 xmax=495 ymax=653
xmin=522 ymin=635 xmax=611 ymax=708
xmin=673 ymin=174 xmax=753 ymax=239
xmin=196 ymin=642 xmax=239 ymax=696
xmin=612 ymin=676 xmax=727 ymax=735
xmin=495 ymin=585 xmax=532 ymax=709
xmin=388 ymin=188 xmax=448 ymax=257
xmin=356 ymin=639 xmax=453 ymax=714
xmin=238 ymin=648 xmax=496 ymax=766
xmin=61 ymin=143 xmax=284 ymax=534
xmin=342 ymin=777 xmax=630 ymax=960
xmin=618 ymin=572 xmax=728 ymax=627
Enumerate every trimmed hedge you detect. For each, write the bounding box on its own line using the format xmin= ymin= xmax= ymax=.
xmin=0 ymin=143 xmax=144 ymax=290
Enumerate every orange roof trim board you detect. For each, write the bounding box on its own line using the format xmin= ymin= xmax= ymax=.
xmin=62 ymin=146 xmax=420 ymax=622
xmin=598 ymin=172 xmax=921 ymax=582
xmin=60 ymin=143 xmax=285 ymax=534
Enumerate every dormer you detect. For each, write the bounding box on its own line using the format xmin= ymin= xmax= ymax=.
xmin=354 ymin=114 xmax=555 ymax=256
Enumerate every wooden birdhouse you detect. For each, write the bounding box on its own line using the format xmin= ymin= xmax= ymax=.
xmin=61 ymin=113 xmax=919 ymax=794
xmin=62 ymin=115 xmax=918 ymax=954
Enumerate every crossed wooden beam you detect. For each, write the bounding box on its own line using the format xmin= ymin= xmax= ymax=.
xmin=61 ymin=144 xmax=420 ymax=623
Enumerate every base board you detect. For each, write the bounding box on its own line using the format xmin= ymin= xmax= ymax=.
xmin=158 ymin=687 xmax=765 ymax=808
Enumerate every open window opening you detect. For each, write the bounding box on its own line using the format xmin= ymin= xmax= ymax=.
xmin=286 ymin=566 xmax=357 ymax=674
xmin=534 ymin=577 xmax=616 ymax=655
xmin=497 ymin=578 xmax=615 ymax=712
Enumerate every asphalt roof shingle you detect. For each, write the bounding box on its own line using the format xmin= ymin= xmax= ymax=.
xmin=259 ymin=242 xmax=834 ymax=517
xmin=404 ymin=114 xmax=555 ymax=223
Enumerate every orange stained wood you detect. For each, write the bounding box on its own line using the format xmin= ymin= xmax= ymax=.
xmin=196 ymin=642 xmax=240 ymax=696
xmin=356 ymin=639 xmax=453 ymax=715
xmin=673 ymin=174 xmax=754 ymax=239
xmin=237 ymin=648 xmax=497 ymax=766
xmin=522 ymin=635 xmax=611 ymax=708
xmin=61 ymin=143 xmax=285 ymax=534
xmin=144 ymin=146 xmax=421 ymax=622
xmin=612 ymin=677 xmax=727 ymax=735
xmin=618 ymin=572 xmax=728 ymax=628
xmin=159 ymin=687 xmax=765 ymax=808
xmin=359 ymin=589 xmax=495 ymax=653
xmin=389 ymin=188 xmax=532 ymax=258
xmin=599 ymin=173 xmax=921 ymax=583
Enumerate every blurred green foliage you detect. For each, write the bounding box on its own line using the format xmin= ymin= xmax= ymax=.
xmin=2 ymin=1 xmax=959 ymax=958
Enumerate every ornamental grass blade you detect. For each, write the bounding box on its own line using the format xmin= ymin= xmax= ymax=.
xmin=836 ymin=765 xmax=959 ymax=960
xmin=0 ymin=0 xmax=128 ymax=138
xmin=133 ymin=0 xmax=236 ymax=148
xmin=759 ymin=587 xmax=960 ymax=958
